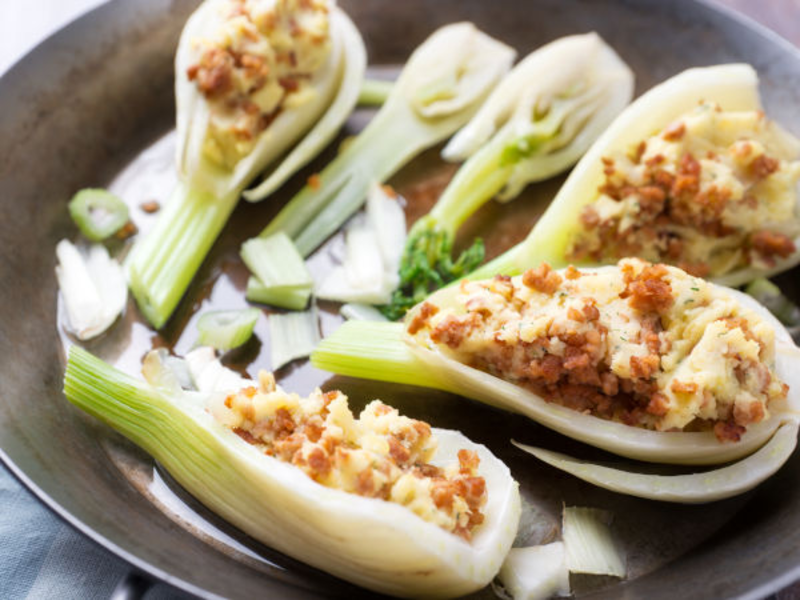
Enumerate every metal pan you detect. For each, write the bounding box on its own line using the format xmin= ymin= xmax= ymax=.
xmin=2 ymin=0 xmax=800 ymax=597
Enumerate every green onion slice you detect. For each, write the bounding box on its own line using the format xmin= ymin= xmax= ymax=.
xmin=68 ymin=188 xmax=130 ymax=242
xmin=196 ymin=308 xmax=260 ymax=351
xmin=357 ymin=78 xmax=394 ymax=106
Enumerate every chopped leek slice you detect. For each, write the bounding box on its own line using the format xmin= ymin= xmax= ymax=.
xmin=127 ymin=4 xmax=366 ymax=328
xmin=246 ymin=278 xmax=312 ymax=311
xmin=562 ymin=507 xmax=625 ymax=578
xmin=259 ymin=22 xmax=516 ymax=257
xmin=340 ymin=303 xmax=389 ymax=322
xmin=494 ymin=543 xmax=570 ymax=600
xmin=196 ymin=308 xmax=260 ymax=351
xmin=745 ymin=278 xmax=800 ymax=327
xmin=68 ymin=188 xmax=130 ymax=242
xmin=241 ymin=232 xmax=313 ymax=310
xmin=269 ymin=307 xmax=321 ymax=370
xmin=387 ymin=34 xmax=633 ymax=316
xmin=55 ymin=239 xmax=127 ymax=340
xmin=317 ymin=184 xmax=406 ymax=305
xmin=357 ymin=78 xmax=394 ymax=106
xmin=514 ymin=420 xmax=800 ymax=503
xmin=63 ymin=347 xmax=521 ymax=597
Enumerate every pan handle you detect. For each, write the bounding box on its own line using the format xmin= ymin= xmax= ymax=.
xmin=110 ymin=571 xmax=152 ymax=600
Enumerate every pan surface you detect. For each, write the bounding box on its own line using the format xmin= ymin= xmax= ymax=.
xmin=2 ymin=0 xmax=800 ymax=598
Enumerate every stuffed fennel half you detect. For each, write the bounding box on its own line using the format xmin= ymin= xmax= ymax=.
xmin=257 ymin=22 xmax=516 ymax=257
xmin=386 ymin=33 xmax=634 ymax=318
xmin=127 ymin=0 xmax=366 ymax=328
xmin=64 ymin=347 xmax=520 ymax=598
xmin=470 ymin=64 xmax=800 ymax=286
xmin=313 ymin=260 xmax=800 ymax=502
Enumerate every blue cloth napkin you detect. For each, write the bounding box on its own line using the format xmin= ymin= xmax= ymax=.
xmin=0 ymin=463 xmax=192 ymax=599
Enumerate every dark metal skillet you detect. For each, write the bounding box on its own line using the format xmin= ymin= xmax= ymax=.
xmin=3 ymin=0 xmax=800 ymax=598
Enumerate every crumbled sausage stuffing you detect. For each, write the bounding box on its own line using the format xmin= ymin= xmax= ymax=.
xmin=186 ymin=0 xmax=332 ymax=168
xmin=213 ymin=374 xmax=486 ymax=539
xmin=408 ymin=259 xmax=788 ymax=441
xmin=568 ymin=103 xmax=800 ymax=276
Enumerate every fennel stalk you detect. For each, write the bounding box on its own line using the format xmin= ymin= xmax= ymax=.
xmin=258 ymin=22 xmax=516 ymax=258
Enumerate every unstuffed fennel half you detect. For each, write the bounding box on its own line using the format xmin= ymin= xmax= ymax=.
xmin=312 ymin=262 xmax=800 ymax=505
xmin=127 ymin=0 xmax=366 ymax=328
xmin=64 ymin=347 xmax=521 ymax=598
xmin=469 ymin=64 xmax=800 ymax=286
xmin=386 ymin=33 xmax=634 ymax=318
xmin=257 ymin=22 xmax=517 ymax=257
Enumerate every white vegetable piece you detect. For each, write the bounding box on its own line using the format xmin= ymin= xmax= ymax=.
xmin=55 ymin=239 xmax=126 ymax=340
xmin=184 ymin=346 xmax=249 ymax=393
xmin=340 ymin=303 xmax=389 ymax=322
xmin=269 ymin=307 xmax=321 ymax=370
xmin=494 ymin=543 xmax=570 ymax=600
xmin=515 ymin=420 xmax=800 ymax=504
xmin=317 ymin=183 xmax=406 ymax=304
xmin=141 ymin=348 xmax=195 ymax=392
xmin=366 ymin=184 xmax=407 ymax=276
xmin=562 ymin=507 xmax=625 ymax=578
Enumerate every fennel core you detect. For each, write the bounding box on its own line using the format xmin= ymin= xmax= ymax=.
xmin=383 ymin=33 xmax=635 ymax=319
